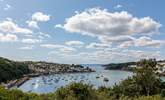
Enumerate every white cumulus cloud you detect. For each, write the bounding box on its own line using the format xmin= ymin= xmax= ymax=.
xmin=0 ymin=20 xmax=32 ymax=34
xmin=4 ymin=4 xmax=11 ymax=10
xmin=26 ymin=21 xmax=39 ymax=29
xmin=135 ymin=36 xmax=164 ymax=48
xmin=19 ymin=45 xmax=34 ymax=50
xmin=65 ymin=40 xmax=84 ymax=47
xmin=117 ymin=36 xmax=165 ymax=48
xmin=0 ymin=33 xmax=17 ymax=42
xmin=114 ymin=4 xmax=123 ymax=9
xmin=86 ymin=43 xmax=110 ymax=49
xmin=99 ymin=35 xmax=135 ymax=44
xmin=27 ymin=12 xmax=50 ymax=29
xmin=61 ymin=8 xmax=161 ymax=37
xmin=22 ymin=38 xmax=41 ymax=44
xmin=41 ymin=44 xmax=76 ymax=53
xmin=32 ymin=12 xmax=50 ymax=22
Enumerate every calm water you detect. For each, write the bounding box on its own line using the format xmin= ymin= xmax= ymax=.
xmin=18 ymin=64 xmax=133 ymax=94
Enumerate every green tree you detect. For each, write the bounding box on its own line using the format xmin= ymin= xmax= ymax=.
xmin=112 ymin=59 xmax=161 ymax=97
xmin=135 ymin=59 xmax=161 ymax=96
xmin=55 ymin=83 xmax=97 ymax=100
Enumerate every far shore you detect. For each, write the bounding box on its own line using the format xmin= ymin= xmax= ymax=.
xmin=105 ymin=68 xmax=165 ymax=77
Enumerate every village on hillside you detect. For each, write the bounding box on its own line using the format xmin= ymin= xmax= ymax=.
xmin=128 ymin=61 xmax=165 ymax=75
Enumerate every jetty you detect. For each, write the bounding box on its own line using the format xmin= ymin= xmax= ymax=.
xmin=2 ymin=77 xmax=29 ymax=89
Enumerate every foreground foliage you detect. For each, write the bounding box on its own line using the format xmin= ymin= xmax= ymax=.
xmin=0 ymin=84 xmax=165 ymax=100
xmin=111 ymin=59 xmax=163 ymax=97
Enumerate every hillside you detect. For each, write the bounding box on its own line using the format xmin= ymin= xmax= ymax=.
xmin=24 ymin=61 xmax=94 ymax=74
xmin=103 ymin=60 xmax=165 ymax=74
xmin=103 ymin=62 xmax=136 ymax=71
xmin=0 ymin=57 xmax=30 ymax=83
xmin=0 ymin=57 xmax=94 ymax=83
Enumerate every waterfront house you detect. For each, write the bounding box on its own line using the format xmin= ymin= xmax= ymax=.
xmin=156 ymin=62 xmax=165 ymax=74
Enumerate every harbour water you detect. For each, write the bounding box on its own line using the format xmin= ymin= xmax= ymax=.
xmin=18 ymin=64 xmax=133 ymax=93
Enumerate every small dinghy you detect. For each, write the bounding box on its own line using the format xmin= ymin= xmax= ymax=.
xmin=103 ymin=78 xmax=109 ymax=82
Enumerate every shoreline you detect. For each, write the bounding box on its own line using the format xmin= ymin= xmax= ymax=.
xmin=1 ymin=70 xmax=95 ymax=89
xmin=1 ymin=77 xmax=30 ymax=89
xmin=105 ymin=69 xmax=165 ymax=77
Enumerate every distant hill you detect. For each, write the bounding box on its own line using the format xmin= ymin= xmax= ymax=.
xmin=0 ymin=57 xmax=30 ymax=83
xmin=103 ymin=59 xmax=165 ymax=71
xmin=102 ymin=62 xmax=137 ymax=71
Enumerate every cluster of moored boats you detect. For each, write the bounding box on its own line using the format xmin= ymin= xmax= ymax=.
xmin=29 ymin=73 xmax=109 ymax=90
xmin=31 ymin=74 xmax=89 ymax=86
xmin=95 ymin=74 xmax=109 ymax=82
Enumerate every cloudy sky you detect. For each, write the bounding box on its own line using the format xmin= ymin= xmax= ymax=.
xmin=0 ymin=0 xmax=165 ymax=64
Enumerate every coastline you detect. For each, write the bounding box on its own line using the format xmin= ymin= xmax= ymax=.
xmin=1 ymin=69 xmax=95 ymax=89
xmin=105 ymin=69 xmax=165 ymax=77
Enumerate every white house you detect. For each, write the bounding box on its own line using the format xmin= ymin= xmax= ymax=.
xmin=156 ymin=62 xmax=165 ymax=73
xmin=128 ymin=65 xmax=137 ymax=68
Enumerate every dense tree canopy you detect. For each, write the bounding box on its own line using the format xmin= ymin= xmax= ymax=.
xmin=0 ymin=57 xmax=30 ymax=83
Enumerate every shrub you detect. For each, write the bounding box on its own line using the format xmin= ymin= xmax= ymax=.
xmin=161 ymin=89 xmax=165 ymax=97
xmin=55 ymin=83 xmax=97 ymax=100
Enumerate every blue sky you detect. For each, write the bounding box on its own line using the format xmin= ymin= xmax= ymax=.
xmin=0 ymin=0 xmax=165 ymax=64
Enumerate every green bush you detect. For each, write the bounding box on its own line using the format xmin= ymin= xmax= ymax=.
xmin=55 ymin=83 xmax=97 ymax=100
xmin=161 ymin=89 xmax=165 ymax=97
xmin=108 ymin=59 xmax=162 ymax=97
